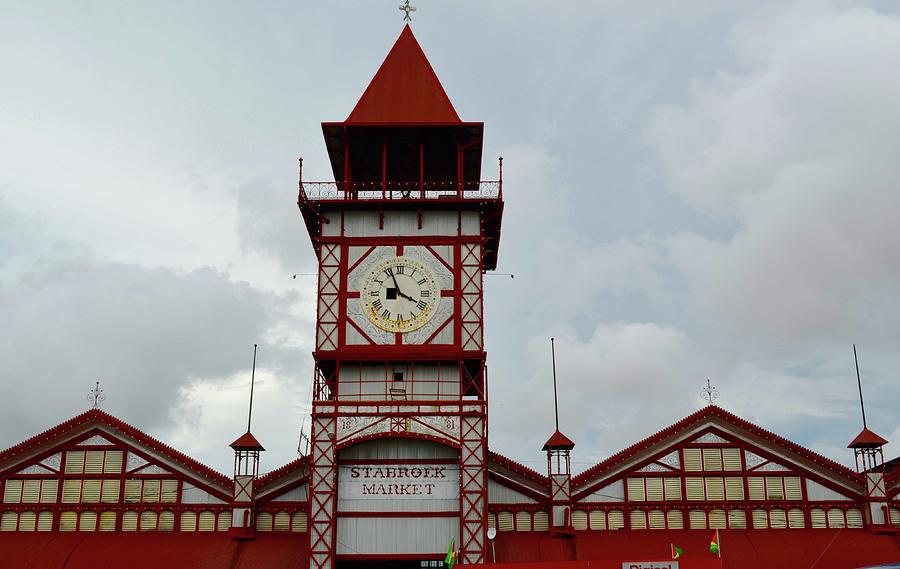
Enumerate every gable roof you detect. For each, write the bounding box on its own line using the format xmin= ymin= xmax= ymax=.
xmin=345 ymin=24 xmax=461 ymax=124
xmin=0 ymin=409 xmax=232 ymax=490
xmin=572 ymin=405 xmax=861 ymax=489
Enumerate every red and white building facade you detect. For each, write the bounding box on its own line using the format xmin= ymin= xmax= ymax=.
xmin=1 ymin=25 xmax=899 ymax=569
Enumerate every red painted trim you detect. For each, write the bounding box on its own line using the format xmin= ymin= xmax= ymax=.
xmin=256 ymin=456 xmax=310 ymax=488
xmin=336 ymin=511 xmax=458 ymax=518
xmin=335 ymin=431 xmax=460 ymax=451
xmin=338 ymin=458 xmax=458 ymax=465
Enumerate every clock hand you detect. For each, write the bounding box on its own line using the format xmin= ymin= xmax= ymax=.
xmin=389 ymin=269 xmax=417 ymax=302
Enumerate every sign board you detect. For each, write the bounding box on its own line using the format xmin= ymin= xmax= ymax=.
xmin=622 ymin=563 xmax=679 ymax=569
xmin=339 ymin=464 xmax=459 ymax=500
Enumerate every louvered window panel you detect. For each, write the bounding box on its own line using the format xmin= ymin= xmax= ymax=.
xmin=104 ymin=451 xmax=123 ymax=474
xmin=648 ymin=510 xmax=665 ymax=529
xmin=666 ymin=510 xmax=683 ymax=529
xmin=124 ymin=480 xmax=142 ymax=503
xmin=770 ymin=508 xmax=787 ymax=529
xmin=274 ymin=511 xmax=291 ymax=532
xmin=37 ymin=511 xmax=53 ymax=532
xmin=65 ymin=451 xmax=85 ymax=474
xmin=498 ymin=511 xmax=514 ymax=532
xmin=291 ymin=511 xmax=308 ymax=532
xmin=689 ymin=510 xmax=706 ymax=529
xmin=890 ymin=507 xmax=900 ymax=527
xmin=725 ymin=477 xmax=744 ymax=501
xmin=627 ymin=478 xmax=645 ymax=501
xmin=217 ymin=512 xmax=230 ymax=532
xmin=1 ymin=511 xmax=17 ymax=532
xmin=630 ymin=510 xmax=647 ymax=530
xmin=571 ymin=510 xmax=588 ymax=531
xmin=765 ymin=477 xmax=784 ymax=500
xmin=199 ymin=511 xmax=216 ymax=532
xmin=4 ymin=480 xmax=22 ymax=503
xmin=846 ymin=508 xmax=863 ymax=528
xmin=487 ymin=513 xmax=496 ymax=530
xmin=180 ymin=511 xmax=197 ymax=532
xmin=748 ymin=477 xmax=764 ymax=500
xmin=161 ymin=480 xmax=178 ymax=503
xmin=122 ymin=511 xmax=138 ymax=531
xmin=60 ymin=511 xmax=78 ymax=532
xmin=685 ymin=477 xmax=704 ymax=500
xmin=101 ymin=480 xmax=120 ymax=503
xmin=705 ymin=477 xmax=725 ymax=501
xmin=85 ymin=451 xmax=104 ymax=474
xmin=62 ymin=480 xmax=82 ymax=503
xmin=709 ymin=509 xmax=726 ymax=529
xmin=646 ymin=478 xmax=663 ymax=501
xmin=140 ymin=511 xmax=158 ymax=531
xmin=99 ymin=511 xmax=116 ymax=531
xmin=18 ymin=511 xmax=36 ymax=531
xmin=683 ymin=449 xmax=702 ymax=471
xmin=608 ymin=510 xmax=625 ymax=530
xmin=664 ymin=478 xmax=681 ymax=501
xmin=811 ymin=508 xmax=827 ymax=528
xmin=22 ymin=480 xmax=40 ymax=503
xmin=515 ymin=511 xmax=531 ymax=531
xmin=728 ymin=509 xmax=746 ymax=529
xmin=159 ymin=510 xmax=175 ymax=531
xmin=142 ymin=479 xmax=161 ymax=503
xmin=533 ymin=511 xmax=549 ymax=531
xmin=723 ymin=448 xmax=742 ymax=471
xmin=752 ymin=509 xmax=768 ymax=529
xmin=588 ymin=510 xmax=605 ymax=530
xmin=703 ymin=448 xmax=723 ymax=471
xmin=255 ymin=512 xmax=273 ymax=532
xmin=79 ymin=511 xmax=97 ymax=532
xmin=81 ymin=480 xmax=101 ymax=503
xmin=784 ymin=477 xmax=802 ymax=500
xmin=788 ymin=508 xmax=805 ymax=528
xmin=40 ymin=480 xmax=58 ymax=503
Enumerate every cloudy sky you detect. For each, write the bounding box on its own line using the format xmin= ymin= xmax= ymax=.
xmin=2 ymin=0 xmax=899 ymax=477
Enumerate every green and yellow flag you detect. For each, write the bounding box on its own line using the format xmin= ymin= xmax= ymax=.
xmin=671 ymin=544 xmax=683 ymax=559
xmin=444 ymin=538 xmax=456 ymax=568
xmin=709 ymin=529 xmax=720 ymax=557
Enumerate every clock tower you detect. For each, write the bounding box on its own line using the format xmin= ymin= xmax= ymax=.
xmin=298 ymin=26 xmax=503 ymax=569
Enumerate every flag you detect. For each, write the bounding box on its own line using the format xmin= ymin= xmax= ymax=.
xmin=709 ymin=529 xmax=720 ymax=557
xmin=444 ymin=538 xmax=456 ymax=568
xmin=671 ymin=544 xmax=683 ymax=559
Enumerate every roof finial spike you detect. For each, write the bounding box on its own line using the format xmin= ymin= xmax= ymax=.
xmin=399 ymin=0 xmax=416 ymax=22
xmin=702 ymin=378 xmax=719 ymax=406
xmin=247 ymin=344 xmax=258 ymax=433
xmin=551 ymin=338 xmax=559 ymax=431
xmin=853 ymin=344 xmax=867 ymax=429
xmin=87 ymin=381 xmax=106 ymax=409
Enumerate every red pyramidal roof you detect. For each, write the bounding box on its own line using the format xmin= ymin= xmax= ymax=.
xmin=848 ymin=427 xmax=888 ymax=449
xmin=542 ymin=429 xmax=575 ymax=451
xmin=346 ymin=24 xmax=461 ymax=124
xmin=230 ymin=431 xmax=265 ymax=451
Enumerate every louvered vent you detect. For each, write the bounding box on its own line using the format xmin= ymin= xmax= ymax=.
xmin=22 ymin=480 xmax=40 ymax=503
xmin=217 ymin=512 xmax=230 ymax=532
xmin=18 ymin=511 xmax=35 ymax=531
xmin=274 ymin=512 xmax=291 ymax=532
xmin=752 ymin=509 xmax=768 ymax=529
xmin=65 ymin=451 xmax=85 ymax=474
xmin=728 ymin=509 xmax=746 ymax=529
xmin=571 ymin=510 xmax=588 ymax=531
xmin=666 ymin=510 xmax=683 ymax=529
xmin=142 ymin=480 xmax=161 ymax=503
xmin=160 ymin=511 xmax=175 ymax=531
xmin=890 ymin=507 xmax=900 ymax=527
xmin=626 ymin=478 xmax=645 ymax=501
xmin=487 ymin=513 xmax=496 ymax=529
xmin=685 ymin=477 xmax=704 ymax=501
xmin=292 ymin=511 xmax=308 ymax=532
xmin=62 ymin=480 xmax=82 ymax=503
xmin=607 ymin=510 xmax=625 ymax=530
xmin=533 ymin=511 xmax=549 ymax=531
xmin=705 ymin=477 xmax=725 ymax=501
xmin=664 ymin=478 xmax=681 ymax=501
xmin=498 ymin=511 xmax=514 ymax=532
xmin=40 ymin=480 xmax=58 ymax=503
xmin=99 ymin=511 xmax=116 ymax=531
xmin=37 ymin=511 xmax=53 ymax=532
xmin=140 ymin=511 xmax=158 ymax=531
xmin=646 ymin=478 xmax=663 ymax=501
xmin=82 ymin=480 xmax=101 ymax=503
xmin=588 ymin=510 xmax=605 ymax=530
xmin=1 ymin=511 xmax=17 ymax=531
xmin=788 ymin=508 xmax=804 ymax=528
xmin=3 ymin=480 xmax=22 ymax=503
xmin=124 ymin=480 xmax=141 ymax=503
xmin=101 ymin=480 xmax=119 ymax=503
xmin=846 ymin=508 xmax=863 ymax=528
xmin=199 ymin=511 xmax=216 ymax=532
xmin=255 ymin=512 xmax=272 ymax=532
xmin=683 ymin=449 xmax=702 ymax=471
xmin=630 ymin=510 xmax=647 ymax=530
xmin=708 ymin=509 xmax=726 ymax=529
xmin=702 ymin=449 xmax=722 ymax=471
xmin=104 ymin=451 xmax=123 ymax=474
xmin=85 ymin=451 xmax=104 ymax=474
xmin=689 ymin=510 xmax=706 ymax=529
xmin=784 ymin=477 xmax=802 ymax=500
xmin=747 ymin=477 xmax=764 ymax=500
xmin=122 ymin=511 xmax=138 ymax=531
xmin=810 ymin=508 xmax=827 ymax=528
xmin=80 ymin=511 xmax=98 ymax=532
xmin=725 ymin=477 xmax=744 ymax=501
xmin=515 ymin=511 xmax=531 ymax=531
xmin=765 ymin=478 xmax=784 ymax=500
xmin=60 ymin=511 xmax=78 ymax=531
xmin=769 ymin=508 xmax=787 ymax=529
xmin=722 ymin=448 xmax=741 ymax=471
xmin=648 ymin=510 xmax=665 ymax=529
xmin=161 ymin=480 xmax=178 ymax=503
xmin=180 ymin=511 xmax=197 ymax=532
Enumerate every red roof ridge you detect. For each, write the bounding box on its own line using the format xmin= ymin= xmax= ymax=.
xmin=488 ymin=449 xmax=548 ymax=485
xmin=0 ymin=409 xmax=232 ymax=489
xmin=344 ymin=24 xmax=461 ymax=124
xmin=572 ymin=405 xmax=862 ymax=487
xmin=257 ymin=455 xmax=310 ymax=488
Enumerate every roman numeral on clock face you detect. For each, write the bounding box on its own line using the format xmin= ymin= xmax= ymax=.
xmin=416 ymin=300 xmax=427 ymax=310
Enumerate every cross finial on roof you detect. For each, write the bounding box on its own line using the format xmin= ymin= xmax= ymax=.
xmin=399 ymin=0 xmax=416 ymax=22
xmin=702 ymin=378 xmax=719 ymax=406
xmin=87 ymin=381 xmax=106 ymax=409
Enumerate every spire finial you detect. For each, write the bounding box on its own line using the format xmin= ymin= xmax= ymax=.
xmin=702 ymin=378 xmax=719 ymax=406
xmin=399 ymin=0 xmax=416 ymax=22
xmin=853 ymin=344 xmax=867 ymax=429
xmin=551 ymin=338 xmax=559 ymax=431
xmin=247 ymin=344 xmax=258 ymax=432
xmin=87 ymin=381 xmax=106 ymax=409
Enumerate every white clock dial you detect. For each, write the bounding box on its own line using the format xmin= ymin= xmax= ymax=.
xmin=360 ymin=256 xmax=440 ymax=333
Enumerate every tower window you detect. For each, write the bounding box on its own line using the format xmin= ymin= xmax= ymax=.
xmin=393 ymin=372 xmax=404 ymax=382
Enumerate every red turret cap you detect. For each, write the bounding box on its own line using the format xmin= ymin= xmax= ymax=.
xmin=230 ymin=431 xmax=265 ymax=451
xmin=848 ymin=428 xmax=888 ymax=449
xmin=543 ymin=430 xmax=575 ymax=451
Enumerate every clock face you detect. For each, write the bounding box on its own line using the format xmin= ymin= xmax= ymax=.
xmin=360 ymin=256 xmax=440 ymax=333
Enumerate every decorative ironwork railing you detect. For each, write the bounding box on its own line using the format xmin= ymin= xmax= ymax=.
xmin=299 ymin=180 xmax=501 ymax=202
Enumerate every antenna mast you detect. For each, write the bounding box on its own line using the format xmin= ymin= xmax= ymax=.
xmin=551 ymin=338 xmax=559 ymax=431
xmin=248 ymin=344 xmax=258 ymax=433
xmin=853 ymin=344 xmax=867 ymax=429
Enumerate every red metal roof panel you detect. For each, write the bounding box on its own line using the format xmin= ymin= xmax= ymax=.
xmin=543 ymin=429 xmax=576 ymax=451
xmin=849 ymin=427 xmax=889 ymax=448
xmin=230 ymin=431 xmax=265 ymax=451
